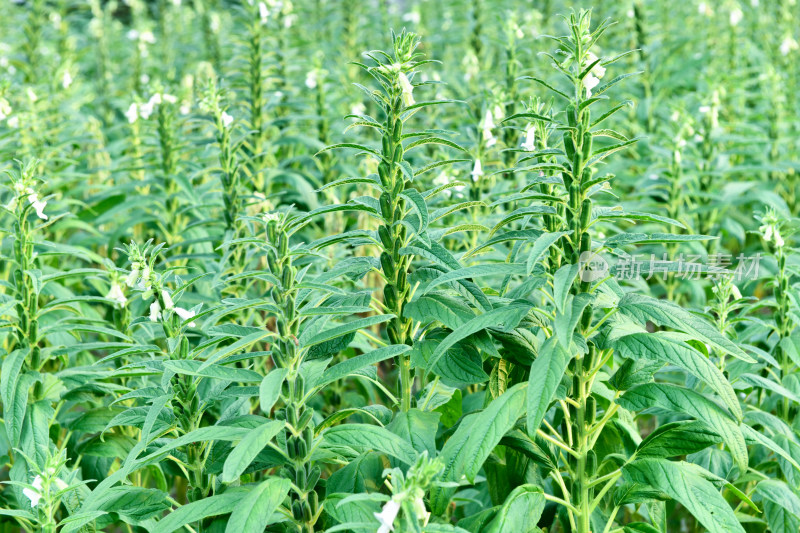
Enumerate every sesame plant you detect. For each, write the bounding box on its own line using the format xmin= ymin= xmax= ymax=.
xmin=0 ymin=2 xmax=799 ymax=533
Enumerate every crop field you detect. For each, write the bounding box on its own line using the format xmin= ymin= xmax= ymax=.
xmin=0 ymin=0 xmax=798 ymax=532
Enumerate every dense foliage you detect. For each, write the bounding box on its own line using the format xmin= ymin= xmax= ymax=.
xmin=0 ymin=1 xmax=799 ymax=532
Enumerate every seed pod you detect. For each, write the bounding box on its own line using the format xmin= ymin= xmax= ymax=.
xmin=393 ymin=117 xmax=403 ymax=138
xmin=296 ymin=465 xmax=307 ymax=488
xmin=382 ymin=133 xmax=392 ymax=158
xmin=384 ymin=284 xmax=398 ymax=309
xmin=278 ymin=319 xmax=288 ymax=337
xmin=296 ymin=437 xmax=307 ymax=459
xmin=581 ymin=131 xmax=593 ymax=161
xmin=580 ymin=233 xmax=591 ymax=254
xmin=579 ymin=199 xmax=592 ymax=229
xmin=586 ymin=449 xmax=597 ymax=477
xmin=569 ymin=183 xmax=581 ymax=212
xmin=279 ymin=233 xmax=288 ymax=256
xmin=295 ymin=375 xmax=306 ymax=400
xmin=179 ymin=335 xmax=189 ymax=359
xmin=378 ymin=162 xmax=391 ymax=188
xmin=582 ymin=108 xmax=591 ymax=129
xmin=288 ymin=406 xmax=298 ymax=427
xmin=581 ymin=305 xmax=593 ymax=330
xmin=292 ymin=500 xmax=304 ymax=521
xmin=267 ymin=250 xmax=279 ymax=274
xmin=379 ymin=192 xmax=393 ymax=220
xmin=380 ymin=252 xmax=395 ymax=278
xmin=587 ymin=396 xmax=597 ymax=425
xmin=564 ymin=132 xmax=576 ymax=162
xmin=566 ymin=104 xmax=578 ymax=127
xmin=392 ymin=143 xmax=403 ymax=163
xmin=267 ymin=220 xmax=278 ymax=242
xmin=308 ymin=465 xmax=321 ymax=489
xmin=304 ymin=426 xmax=314 ymax=451
xmin=378 ymin=225 xmax=393 ymax=250
xmin=282 ymin=266 xmax=294 ymax=288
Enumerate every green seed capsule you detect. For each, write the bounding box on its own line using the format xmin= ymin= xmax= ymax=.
xmin=179 ymin=336 xmax=188 ymax=359
xmin=379 ymin=192 xmax=392 ymax=220
xmin=296 ymin=465 xmax=307 ymax=488
xmin=378 ymin=225 xmax=393 ymax=249
xmin=292 ymin=500 xmax=303 ymax=521
xmin=581 ymin=132 xmax=593 ymax=160
xmin=579 ymin=199 xmax=592 ymax=229
xmin=308 ymin=465 xmax=321 ymax=489
xmin=586 ymin=449 xmax=597 ymax=476
xmin=378 ymin=162 xmax=391 ymax=188
xmin=392 ymin=143 xmax=403 ymax=163
xmin=566 ymin=104 xmax=578 ymax=127
xmin=393 ymin=117 xmax=403 ymax=138
xmin=382 ymin=134 xmax=391 ymax=158
xmin=380 ymin=252 xmax=395 ymax=278
xmin=587 ymin=396 xmax=597 ymax=425
xmin=267 ymin=251 xmax=279 ymax=274
xmin=384 ymin=284 xmax=398 ymax=309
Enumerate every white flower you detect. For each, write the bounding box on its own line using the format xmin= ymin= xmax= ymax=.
xmin=774 ymin=228 xmax=785 ymax=248
xmin=174 ymin=306 xmax=197 ymax=327
xmin=521 ymin=124 xmax=536 ymax=151
xmin=350 ymin=102 xmax=366 ymax=116
xmin=106 ymin=283 xmax=127 ymax=307
xmin=180 ymin=103 xmax=191 ymax=115
xmin=161 ymin=290 xmax=175 ymax=310
xmin=262 ymin=211 xmax=280 ymax=222
xmin=0 ymin=98 xmax=11 ymax=121
xmin=140 ymin=265 xmax=152 ymax=290
xmin=750 ymin=0 xmax=759 ymax=5
xmin=125 ymin=103 xmax=139 ymax=123
xmin=698 ymin=105 xmax=711 ymax=114
xmin=471 ymin=159 xmax=483 ymax=182
xmin=780 ymin=37 xmax=799 ymax=56
xmin=162 ymin=94 xmax=178 ymax=104
xmin=402 ymin=11 xmax=420 ymax=24
xmin=259 ymin=2 xmax=269 ymax=23
xmin=374 ymin=499 xmax=400 ymax=533
xmin=398 ymin=72 xmax=415 ymax=106
xmin=149 ymin=300 xmax=161 ymax=322
xmin=23 ymin=475 xmax=42 ymax=507
xmin=584 ymin=73 xmax=600 ymax=97
xmin=729 ymin=7 xmax=743 ymax=26
xmin=125 ymin=267 xmax=140 ymax=287
xmin=221 ymin=111 xmax=234 ymax=128
xmin=126 ymin=29 xmax=139 ymax=41
xmin=138 ymin=100 xmax=155 ymax=120
xmin=140 ymin=31 xmax=156 ymax=44
xmin=26 ymin=88 xmax=37 ymax=102
xmin=61 ymin=70 xmax=73 ymax=89
xmin=732 ymin=284 xmax=742 ymax=300
xmin=698 ymin=2 xmax=713 ymax=15
xmin=305 ymin=70 xmax=317 ymax=89
xmin=482 ymin=110 xmax=496 ymax=147
xmin=585 ymin=52 xmax=606 ymax=78
xmin=7 ymin=116 xmax=19 ymax=128
xmin=26 ymin=188 xmax=47 ymax=220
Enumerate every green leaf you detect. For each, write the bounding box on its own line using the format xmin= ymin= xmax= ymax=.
xmin=618 ymin=383 xmax=748 ymax=471
xmin=323 ymin=424 xmax=417 ymax=464
xmin=259 ymin=368 xmax=288 ymax=414
xmin=422 ymin=263 xmax=527 ymax=295
xmin=623 ymin=459 xmax=744 ymax=533
xmin=526 ymin=231 xmax=570 ymax=274
xmin=163 ymin=360 xmax=262 ymax=382
xmin=486 ymin=485 xmax=546 ymax=533
xmin=636 ymin=421 xmax=722 ymax=458
xmin=426 ymin=304 xmax=531 ymax=374
xmin=527 ymin=338 xmax=570 ymax=438
xmin=225 ymin=478 xmax=291 ymax=533
xmin=316 ymin=344 xmax=411 ymax=388
xmin=300 ymin=314 xmax=394 ymax=348
xmin=198 ymin=331 xmax=274 ymax=369
xmin=617 ymin=294 xmax=754 ymax=362
xmin=614 ymin=333 xmax=741 ymax=420
xmin=221 ymin=420 xmax=284 ymax=483
xmin=386 ymin=409 xmax=441 ymax=456
xmin=152 ymin=490 xmax=244 ymax=533
xmin=430 ymin=383 xmax=527 ymax=514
